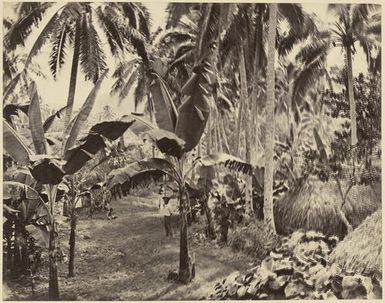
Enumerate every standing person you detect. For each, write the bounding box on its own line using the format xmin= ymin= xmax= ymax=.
xmin=158 ymin=184 xmax=165 ymax=209
xmin=159 ymin=197 xmax=173 ymax=238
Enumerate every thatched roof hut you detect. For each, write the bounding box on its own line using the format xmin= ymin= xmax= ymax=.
xmin=329 ymin=210 xmax=382 ymax=278
xmin=274 ymin=177 xmax=381 ymax=238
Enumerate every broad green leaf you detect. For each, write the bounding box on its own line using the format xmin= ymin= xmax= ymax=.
xmin=149 ymin=73 xmax=178 ymax=132
xmin=62 ymin=69 xmax=108 ymax=154
xmin=175 ymin=60 xmax=215 ymax=152
xmin=3 ymin=181 xmax=40 ymax=200
xmin=3 ymin=102 xmax=30 ymax=124
xmin=199 ymin=153 xmax=253 ymax=175
xmin=30 ymin=156 xmax=65 ymax=185
xmin=3 ymin=72 xmax=23 ymax=103
xmin=144 ymin=129 xmax=185 ymax=158
xmin=121 ymin=113 xmax=156 ymax=136
xmin=3 ymin=119 xmax=33 ymax=165
xmin=28 ymin=82 xmax=47 ymax=154
xmin=120 ymin=114 xmax=185 ymax=157
xmin=63 ymin=120 xmax=134 ymax=174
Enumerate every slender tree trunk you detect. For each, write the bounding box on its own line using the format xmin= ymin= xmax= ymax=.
xmin=216 ymin=123 xmax=223 ymax=153
xmin=346 ymin=46 xmax=357 ymax=148
xmin=207 ymin=117 xmax=212 ymax=154
xmin=251 ymin=5 xmax=263 ymax=165
xmin=68 ymin=212 xmax=76 ymax=277
xmin=219 ymin=116 xmax=230 ymax=153
xmin=64 ymin=25 xmax=80 ymax=130
xmin=263 ymin=4 xmax=278 ymax=233
xmin=203 ymin=195 xmax=216 ymax=239
xmin=235 ymin=42 xmax=247 ymax=157
xmin=178 ymin=190 xmax=190 ymax=283
xmin=48 ymin=185 xmax=59 ymax=300
xmin=287 ymin=81 xmax=294 ymax=125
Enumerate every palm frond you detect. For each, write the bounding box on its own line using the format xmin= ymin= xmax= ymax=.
xmin=4 ymin=2 xmax=53 ymax=51
xmin=118 ymin=69 xmax=139 ymax=102
xmin=95 ymin=6 xmax=124 ymax=56
xmin=134 ymin=73 xmax=149 ymax=110
xmin=25 ymin=6 xmax=64 ymax=68
xmin=49 ymin=21 xmax=69 ymax=79
xmin=111 ymin=59 xmax=140 ymax=96
xmin=278 ymin=4 xmax=305 ymax=36
xmin=79 ymin=13 xmax=107 ymax=83
xmin=166 ymin=3 xmax=199 ymax=29
xmin=132 ymin=3 xmax=151 ymax=39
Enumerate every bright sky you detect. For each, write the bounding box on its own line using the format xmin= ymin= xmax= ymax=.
xmin=3 ymin=2 xmax=370 ymax=112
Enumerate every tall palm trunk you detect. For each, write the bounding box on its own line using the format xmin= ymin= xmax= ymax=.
xmin=263 ymin=3 xmax=278 ymax=233
xmin=346 ymin=46 xmax=357 ymax=148
xmin=251 ymin=6 xmax=264 ymax=166
xmin=238 ymin=40 xmax=253 ymax=215
xmin=64 ymin=25 xmax=80 ymax=130
xmin=235 ymin=41 xmax=248 ymax=157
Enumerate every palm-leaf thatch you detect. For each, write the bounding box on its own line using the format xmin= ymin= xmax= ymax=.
xmin=329 ymin=210 xmax=382 ymax=279
xmin=274 ymin=178 xmax=381 ymax=238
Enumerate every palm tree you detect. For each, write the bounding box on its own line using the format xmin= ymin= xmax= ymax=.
xmin=275 ymin=31 xmax=330 ymax=116
xmin=328 ymin=4 xmax=377 ymax=148
xmin=5 ymin=2 xmax=150 ymax=128
xmin=263 ymin=3 xmax=278 ymax=232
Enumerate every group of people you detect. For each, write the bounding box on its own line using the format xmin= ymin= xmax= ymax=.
xmin=85 ymin=188 xmax=117 ymax=220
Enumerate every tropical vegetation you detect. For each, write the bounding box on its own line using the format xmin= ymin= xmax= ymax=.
xmin=3 ymin=2 xmax=381 ymax=300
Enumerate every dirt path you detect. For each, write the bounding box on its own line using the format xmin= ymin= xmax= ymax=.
xmin=5 ymin=194 xmax=253 ymax=300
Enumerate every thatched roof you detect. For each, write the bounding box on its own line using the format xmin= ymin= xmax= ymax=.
xmin=329 ymin=210 xmax=382 ymax=278
xmin=274 ymin=178 xmax=381 ymax=238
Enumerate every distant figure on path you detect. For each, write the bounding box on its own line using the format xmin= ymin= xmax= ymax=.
xmin=159 ymin=196 xmax=174 ymax=238
xmin=158 ymin=184 xmax=165 ymax=209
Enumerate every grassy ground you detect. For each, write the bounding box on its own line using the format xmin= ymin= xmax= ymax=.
xmin=4 ymin=194 xmax=254 ymax=300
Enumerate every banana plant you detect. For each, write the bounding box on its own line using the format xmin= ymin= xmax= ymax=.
xmin=106 ymin=59 xmax=253 ymax=283
xmin=2 ymin=77 xmax=137 ymax=299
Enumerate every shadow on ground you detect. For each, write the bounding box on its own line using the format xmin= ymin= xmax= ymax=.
xmin=4 ymin=194 xmax=253 ymax=300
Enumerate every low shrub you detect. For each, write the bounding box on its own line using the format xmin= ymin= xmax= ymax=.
xmin=210 ymin=230 xmax=382 ymax=300
xmin=228 ymin=220 xmax=282 ymax=259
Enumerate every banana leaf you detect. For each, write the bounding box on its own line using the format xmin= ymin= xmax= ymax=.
xmin=120 ymin=113 xmax=156 ymax=136
xmin=148 ymin=72 xmax=178 ymax=132
xmin=89 ymin=120 xmax=135 ymax=141
xmin=43 ymin=105 xmax=67 ymax=132
xmin=25 ymin=225 xmax=50 ymax=249
xmin=62 ymin=69 xmax=108 ymax=153
xmin=3 ymin=119 xmax=33 ymax=165
xmin=3 ymin=102 xmax=30 ymax=124
xmin=3 ymin=181 xmax=41 ymax=200
xmin=63 ymin=120 xmax=133 ymax=174
xmin=107 ymin=158 xmax=178 ymax=190
xmin=121 ymin=114 xmax=185 ymax=158
xmin=4 ymin=167 xmax=34 ymax=186
xmin=28 ymin=82 xmax=47 ymax=154
xmin=130 ymin=169 xmax=165 ymax=189
xmin=29 ymin=156 xmax=66 ymax=185
xmin=199 ymin=153 xmax=253 ymax=175
xmin=175 ymin=60 xmax=215 ymax=152
xmin=144 ymin=129 xmax=185 ymax=158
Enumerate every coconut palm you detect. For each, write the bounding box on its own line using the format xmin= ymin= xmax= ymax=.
xmin=263 ymin=3 xmax=278 ymax=232
xmin=275 ymin=31 xmax=331 ymax=116
xmin=5 ymin=2 xmax=150 ymax=129
xmin=328 ymin=4 xmax=378 ymax=148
